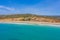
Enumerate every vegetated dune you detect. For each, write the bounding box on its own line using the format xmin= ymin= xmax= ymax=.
xmin=0 ymin=14 xmax=60 ymax=23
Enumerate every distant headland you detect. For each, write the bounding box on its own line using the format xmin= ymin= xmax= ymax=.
xmin=0 ymin=14 xmax=60 ymax=25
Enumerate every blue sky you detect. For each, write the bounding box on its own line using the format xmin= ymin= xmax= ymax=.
xmin=0 ymin=0 xmax=60 ymax=16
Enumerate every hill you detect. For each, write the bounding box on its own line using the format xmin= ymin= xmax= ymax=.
xmin=0 ymin=14 xmax=60 ymax=23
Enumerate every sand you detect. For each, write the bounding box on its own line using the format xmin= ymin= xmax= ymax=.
xmin=0 ymin=21 xmax=60 ymax=27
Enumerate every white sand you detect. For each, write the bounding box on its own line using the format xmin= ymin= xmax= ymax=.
xmin=0 ymin=21 xmax=60 ymax=27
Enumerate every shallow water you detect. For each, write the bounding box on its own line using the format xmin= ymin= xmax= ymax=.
xmin=0 ymin=23 xmax=60 ymax=40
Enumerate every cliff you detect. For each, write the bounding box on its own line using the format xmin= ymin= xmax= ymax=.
xmin=0 ymin=14 xmax=60 ymax=23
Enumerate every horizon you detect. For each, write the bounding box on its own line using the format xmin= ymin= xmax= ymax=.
xmin=0 ymin=0 xmax=60 ymax=16
xmin=0 ymin=13 xmax=60 ymax=16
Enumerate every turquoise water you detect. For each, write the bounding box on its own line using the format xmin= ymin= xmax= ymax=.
xmin=0 ymin=23 xmax=60 ymax=40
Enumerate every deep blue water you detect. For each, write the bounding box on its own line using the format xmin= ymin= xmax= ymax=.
xmin=0 ymin=23 xmax=60 ymax=40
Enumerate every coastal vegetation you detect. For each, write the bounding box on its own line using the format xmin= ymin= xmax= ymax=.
xmin=0 ymin=14 xmax=60 ymax=23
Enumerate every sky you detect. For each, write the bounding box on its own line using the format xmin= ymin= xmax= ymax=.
xmin=0 ymin=0 xmax=60 ymax=16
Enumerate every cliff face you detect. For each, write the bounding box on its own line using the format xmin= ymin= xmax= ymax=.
xmin=0 ymin=14 xmax=60 ymax=23
xmin=30 ymin=17 xmax=60 ymax=23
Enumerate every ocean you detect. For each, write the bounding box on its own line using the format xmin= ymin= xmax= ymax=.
xmin=0 ymin=23 xmax=60 ymax=40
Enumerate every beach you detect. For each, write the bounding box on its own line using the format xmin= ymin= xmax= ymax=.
xmin=0 ymin=21 xmax=60 ymax=27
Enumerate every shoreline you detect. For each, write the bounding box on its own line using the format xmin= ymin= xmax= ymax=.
xmin=0 ymin=21 xmax=60 ymax=27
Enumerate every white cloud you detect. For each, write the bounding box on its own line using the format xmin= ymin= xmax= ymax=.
xmin=0 ymin=5 xmax=15 ymax=11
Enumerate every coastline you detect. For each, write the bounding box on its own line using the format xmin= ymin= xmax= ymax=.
xmin=0 ymin=21 xmax=60 ymax=27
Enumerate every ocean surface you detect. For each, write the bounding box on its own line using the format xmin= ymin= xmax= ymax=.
xmin=0 ymin=23 xmax=60 ymax=40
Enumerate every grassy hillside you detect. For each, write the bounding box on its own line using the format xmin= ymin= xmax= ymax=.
xmin=0 ymin=14 xmax=60 ymax=23
xmin=0 ymin=14 xmax=60 ymax=19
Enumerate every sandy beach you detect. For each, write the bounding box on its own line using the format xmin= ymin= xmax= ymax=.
xmin=0 ymin=21 xmax=60 ymax=27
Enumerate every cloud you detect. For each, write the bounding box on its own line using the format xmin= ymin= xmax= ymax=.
xmin=0 ymin=5 xmax=15 ymax=11
xmin=0 ymin=5 xmax=18 ymax=15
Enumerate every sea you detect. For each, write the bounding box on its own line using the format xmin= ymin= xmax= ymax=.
xmin=0 ymin=23 xmax=60 ymax=40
